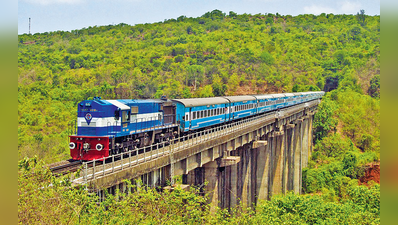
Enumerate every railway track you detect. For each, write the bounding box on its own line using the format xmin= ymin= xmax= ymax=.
xmin=49 ymin=160 xmax=84 ymax=175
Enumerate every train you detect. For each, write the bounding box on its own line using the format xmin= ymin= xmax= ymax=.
xmin=69 ymin=91 xmax=324 ymax=161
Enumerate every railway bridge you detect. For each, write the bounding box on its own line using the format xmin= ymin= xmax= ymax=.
xmin=72 ymin=99 xmax=320 ymax=210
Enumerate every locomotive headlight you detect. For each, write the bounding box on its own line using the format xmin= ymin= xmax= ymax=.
xmin=96 ymin=144 xmax=103 ymax=151
xmin=69 ymin=142 xmax=76 ymax=149
xmin=83 ymin=143 xmax=90 ymax=150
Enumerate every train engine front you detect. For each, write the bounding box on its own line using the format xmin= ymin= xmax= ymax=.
xmin=69 ymin=97 xmax=113 ymax=161
xmin=69 ymin=97 xmax=179 ymax=161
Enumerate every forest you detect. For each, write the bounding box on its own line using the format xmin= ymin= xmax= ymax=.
xmin=18 ymin=10 xmax=380 ymax=223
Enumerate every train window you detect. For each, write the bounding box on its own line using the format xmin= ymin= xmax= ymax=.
xmin=204 ymin=110 xmax=207 ymax=117
xmin=122 ymin=111 xmax=129 ymax=122
xmin=114 ymin=109 xmax=120 ymax=120
xmin=131 ymin=106 xmax=139 ymax=114
xmin=193 ymin=112 xmax=196 ymax=120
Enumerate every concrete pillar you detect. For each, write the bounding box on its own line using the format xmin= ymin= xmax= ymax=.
xmin=293 ymin=121 xmax=302 ymax=194
xmin=230 ymin=157 xmax=238 ymax=208
xmin=282 ymin=125 xmax=293 ymax=194
xmin=255 ymin=141 xmax=270 ymax=201
xmin=302 ymin=118 xmax=309 ymax=168
xmin=203 ymin=161 xmax=220 ymax=213
xmin=286 ymin=124 xmax=295 ymax=192
xmin=267 ymin=132 xmax=274 ymax=199
xmin=240 ymin=145 xmax=252 ymax=208
xmin=270 ymin=129 xmax=285 ymax=197
xmin=308 ymin=114 xmax=314 ymax=159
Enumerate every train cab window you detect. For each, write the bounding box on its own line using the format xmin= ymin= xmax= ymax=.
xmin=122 ymin=110 xmax=130 ymax=122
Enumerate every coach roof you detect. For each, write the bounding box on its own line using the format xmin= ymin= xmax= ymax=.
xmin=223 ymin=95 xmax=257 ymax=103
xmin=172 ymin=97 xmax=230 ymax=107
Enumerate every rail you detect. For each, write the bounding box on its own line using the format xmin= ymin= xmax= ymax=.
xmin=77 ymin=100 xmax=319 ymax=184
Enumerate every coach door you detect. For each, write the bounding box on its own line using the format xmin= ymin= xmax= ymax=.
xmin=189 ymin=107 xmax=192 ymax=130
xmin=162 ymin=102 xmax=176 ymax=125
xmin=121 ymin=109 xmax=130 ymax=132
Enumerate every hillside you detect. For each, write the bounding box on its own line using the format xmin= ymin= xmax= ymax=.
xmin=18 ymin=10 xmax=379 ymax=163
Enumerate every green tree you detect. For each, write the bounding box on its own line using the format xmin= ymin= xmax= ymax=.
xmin=356 ymin=9 xmax=366 ymax=26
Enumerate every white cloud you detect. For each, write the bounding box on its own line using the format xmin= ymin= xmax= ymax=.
xmin=303 ymin=5 xmax=335 ymax=15
xmin=339 ymin=1 xmax=361 ymax=14
xmin=24 ymin=0 xmax=84 ymax=5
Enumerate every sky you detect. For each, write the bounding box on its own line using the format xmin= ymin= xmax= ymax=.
xmin=18 ymin=0 xmax=380 ymax=35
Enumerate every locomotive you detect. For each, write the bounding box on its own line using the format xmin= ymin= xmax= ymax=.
xmin=69 ymin=91 xmax=324 ymax=161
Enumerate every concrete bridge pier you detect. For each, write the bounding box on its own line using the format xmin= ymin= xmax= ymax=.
xmin=254 ymin=139 xmax=270 ymax=202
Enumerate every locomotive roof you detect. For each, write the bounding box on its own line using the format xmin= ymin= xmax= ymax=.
xmin=223 ymin=95 xmax=257 ymax=102
xmin=172 ymin=97 xmax=230 ymax=107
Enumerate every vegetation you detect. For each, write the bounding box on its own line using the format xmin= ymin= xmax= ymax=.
xmin=18 ymin=157 xmax=379 ymax=224
xmin=18 ymin=10 xmax=380 ymax=224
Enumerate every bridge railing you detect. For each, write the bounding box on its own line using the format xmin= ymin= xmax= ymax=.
xmin=79 ymin=100 xmax=319 ymax=184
